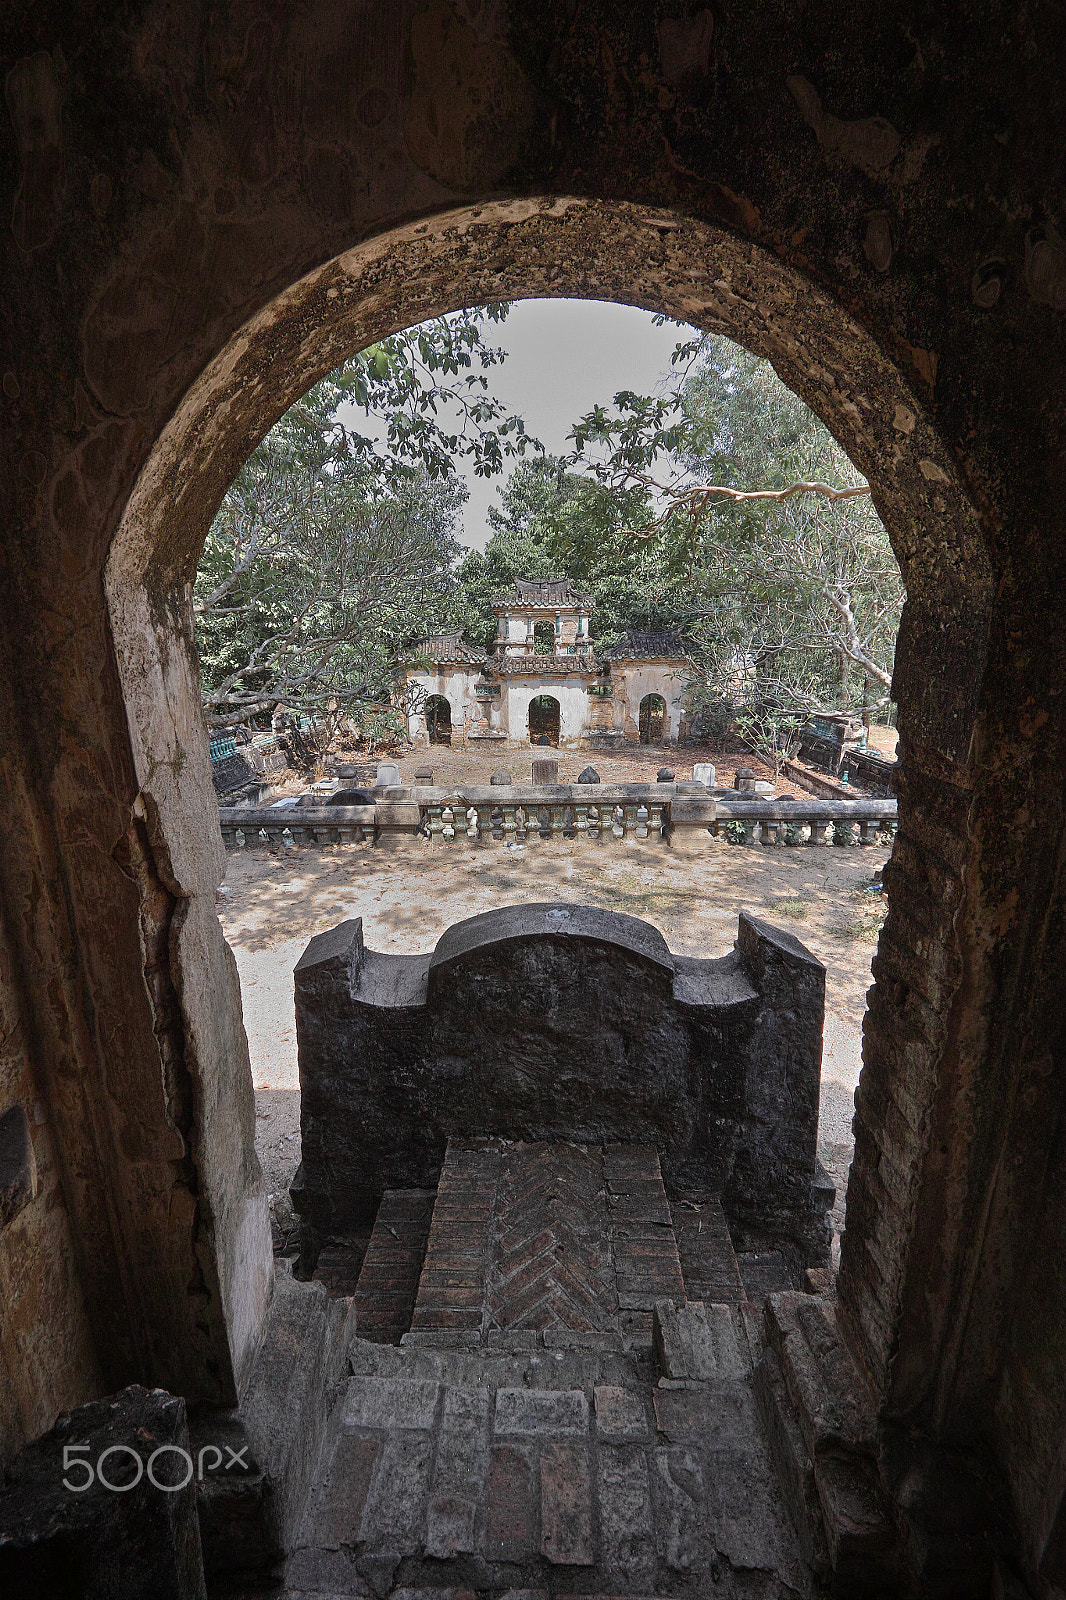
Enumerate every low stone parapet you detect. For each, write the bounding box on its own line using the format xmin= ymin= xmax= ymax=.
xmin=218 ymin=787 xmax=897 ymax=851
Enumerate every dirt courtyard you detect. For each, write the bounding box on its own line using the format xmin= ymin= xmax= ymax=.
xmin=219 ymin=826 xmax=890 ymax=1262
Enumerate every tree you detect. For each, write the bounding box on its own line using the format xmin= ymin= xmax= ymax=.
xmin=195 ymin=462 xmax=466 ymax=734
xmin=566 ymin=333 xmax=902 ymax=727
xmin=194 ymin=307 xmax=541 ymax=731
xmin=452 ymin=456 xmax=691 ymax=652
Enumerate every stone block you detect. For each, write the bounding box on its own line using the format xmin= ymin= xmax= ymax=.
xmin=593 ymin=1385 xmax=648 ymax=1441
xmin=598 ymin=1443 xmax=656 ymax=1584
xmin=654 ymin=1446 xmax=705 ymax=1573
xmin=692 ymin=762 xmax=717 ymax=786
xmin=654 ymin=1300 xmax=718 ymax=1381
xmin=494 ymin=1388 xmax=588 ymax=1435
xmin=343 ymin=1378 xmax=440 ymax=1432
xmin=485 ymin=1444 xmax=534 ymax=1561
xmin=424 ymin=1494 xmax=477 ymax=1558
xmin=540 ymin=1441 xmax=595 ymax=1565
xmin=0 ymin=1385 xmax=206 ymax=1600
xmin=358 ymin=1433 xmax=434 ymax=1552
xmin=652 ymin=1382 xmax=762 ymax=1449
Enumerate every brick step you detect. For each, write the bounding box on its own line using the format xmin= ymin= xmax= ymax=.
xmin=351 ymin=1189 xmax=436 ymax=1344
xmin=406 ymin=1141 xmax=685 ymax=1349
xmin=669 ymin=1194 xmax=744 ymax=1306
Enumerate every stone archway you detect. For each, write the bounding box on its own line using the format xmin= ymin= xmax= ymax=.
xmin=528 ymin=694 xmax=561 ymax=746
xmin=101 ymin=197 xmax=991 ymax=1423
xmin=639 ymin=693 xmax=666 ymax=744
xmin=425 ymin=695 xmax=452 ymax=746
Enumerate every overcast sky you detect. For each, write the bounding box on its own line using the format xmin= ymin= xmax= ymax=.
xmin=334 ymin=299 xmax=697 ymax=552
xmin=453 ymin=299 xmax=697 ymax=549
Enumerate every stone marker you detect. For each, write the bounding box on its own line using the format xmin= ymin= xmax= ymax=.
xmin=414 ymin=767 xmax=434 ymax=783
xmin=490 ymin=768 xmax=513 ymax=786
xmin=292 ymin=905 xmax=830 ymax=1267
xmin=734 ymin=767 xmax=756 ymax=792
xmin=375 ymin=762 xmax=401 ymax=787
xmin=693 ymin=763 xmax=717 ymax=787
xmin=531 ymin=759 xmax=559 ymax=784
xmin=657 ymin=767 xmax=675 ymax=782
xmin=577 ymin=766 xmax=600 ymax=784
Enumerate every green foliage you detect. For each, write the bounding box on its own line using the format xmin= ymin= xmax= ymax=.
xmin=194 ymin=307 xmax=541 ymax=730
xmin=566 ymin=332 xmax=904 ymax=726
xmin=452 ymin=457 xmax=691 ymax=652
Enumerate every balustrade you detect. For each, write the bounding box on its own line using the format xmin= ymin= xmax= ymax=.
xmin=220 ymin=787 xmax=897 ymax=854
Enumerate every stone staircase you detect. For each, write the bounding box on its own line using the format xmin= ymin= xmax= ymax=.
xmin=281 ymin=1141 xmax=830 ymax=1599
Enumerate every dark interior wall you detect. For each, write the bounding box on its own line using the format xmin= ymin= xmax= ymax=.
xmin=1 ymin=0 xmax=1065 ymax=1574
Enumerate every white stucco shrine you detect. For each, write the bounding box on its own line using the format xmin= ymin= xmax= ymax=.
xmin=402 ymin=579 xmax=689 ymax=749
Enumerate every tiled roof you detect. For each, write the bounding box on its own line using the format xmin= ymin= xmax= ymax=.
xmin=405 ymin=633 xmax=487 ymax=665
xmin=492 ymin=578 xmax=595 ymax=609
xmin=601 ymin=630 xmax=689 ymax=660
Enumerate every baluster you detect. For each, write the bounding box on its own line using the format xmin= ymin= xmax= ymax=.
xmin=338 ymin=827 xmax=353 ymax=845
xmin=503 ymin=805 xmax=516 ymax=843
xmin=587 ymin=804 xmax=600 ymax=841
xmin=514 ymin=806 xmax=527 ymax=843
xmin=538 ymin=806 xmax=551 ymax=840
xmin=761 ymin=819 xmax=780 ymax=847
xmin=235 ymin=828 xmax=246 ymax=850
xmin=636 ymin=803 xmax=649 ymax=840
xmin=612 ymin=805 xmax=624 ymax=841
xmin=859 ymin=819 xmax=878 ymax=845
xmin=809 ymin=818 xmax=830 ymax=846
xmin=313 ymin=826 xmax=331 ymax=846
xmin=562 ymin=806 xmax=576 ymax=839
xmin=427 ymin=805 xmax=443 ymax=842
xmin=741 ymin=820 xmax=757 ymax=846
xmin=550 ymin=805 xmax=566 ymax=841
xmin=220 ymin=825 xmax=235 ymax=848
xmin=574 ymin=804 xmax=588 ymax=841
xmin=490 ymin=806 xmax=504 ymax=840
xmin=466 ymin=804 xmax=480 ymax=841
xmin=648 ymin=800 xmax=664 ymax=840
xmin=281 ymin=827 xmax=295 ymax=850
xmin=623 ymin=805 xmax=638 ymax=840
xmin=441 ymin=804 xmax=455 ymax=841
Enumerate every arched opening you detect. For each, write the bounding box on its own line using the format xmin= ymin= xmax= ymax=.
xmin=533 ymin=621 xmax=555 ymax=655
xmin=528 ymin=694 xmax=560 ymax=746
xmin=102 ymin=197 xmax=991 ymax=1425
xmin=425 ymin=695 xmax=452 ymax=746
xmin=639 ymin=693 xmax=666 ymax=745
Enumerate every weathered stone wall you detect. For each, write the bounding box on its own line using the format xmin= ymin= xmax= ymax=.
xmin=1 ymin=1 xmax=1065 ymax=1582
xmin=291 ymin=904 xmax=828 ymax=1260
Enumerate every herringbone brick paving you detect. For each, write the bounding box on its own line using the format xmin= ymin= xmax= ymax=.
xmin=407 ymin=1141 xmax=686 ymax=1347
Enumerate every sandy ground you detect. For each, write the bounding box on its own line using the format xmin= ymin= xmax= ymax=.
xmin=221 ymin=817 xmax=889 ymax=1261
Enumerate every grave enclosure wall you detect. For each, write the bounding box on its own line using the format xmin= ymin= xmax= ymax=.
xmin=1 ymin=2 xmax=1065 ymax=1587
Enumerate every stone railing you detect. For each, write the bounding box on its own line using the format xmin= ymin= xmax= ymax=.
xmin=220 ymin=785 xmax=897 ymax=853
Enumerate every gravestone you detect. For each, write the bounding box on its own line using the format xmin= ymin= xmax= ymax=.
xmin=414 ymin=766 xmax=434 ymax=783
xmin=531 ymin=758 xmax=559 ymax=784
xmin=693 ymin=763 xmax=717 ymax=787
xmin=374 ymin=762 xmax=401 ymax=787
xmin=490 ymin=768 xmax=513 ymax=786
xmin=292 ymin=904 xmax=830 ymax=1264
xmin=657 ymin=767 xmax=675 ymax=782
xmin=734 ymin=766 xmax=757 ymax=792
xmin=577 ymin=765 xmax=601 ymax=784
